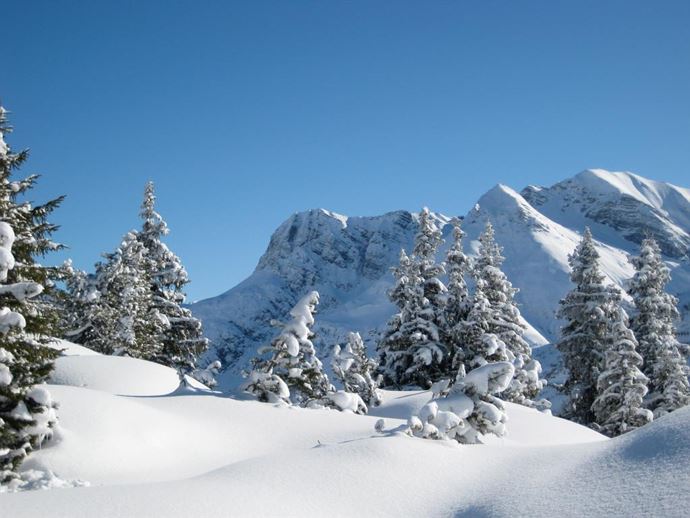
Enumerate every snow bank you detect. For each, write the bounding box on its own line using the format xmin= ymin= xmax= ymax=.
xmin=3 ymin=342 xmax=688 ymax=517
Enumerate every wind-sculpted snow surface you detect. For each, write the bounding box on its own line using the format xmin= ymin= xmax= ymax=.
xmin=3 ymin=342 xmax=690 ymax=517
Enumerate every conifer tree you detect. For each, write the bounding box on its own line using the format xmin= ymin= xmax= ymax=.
xmin=557 ymin=228 xmax=619 ymax=424
xmin=628 ymin=237 xmax=690 ymax=416
xmin=0 ymin=221 xmax=57 ymax=484
xmin=243 ymin=291 xmax=334 ymax=406
xmin=592 ymin=308 xmax=652 ymax=437
xmin=455 ymin=277 xmax=511 ymax=371
xmin=137 ymin=182 xmax=208 ymax=381
xmin=377 ymin=250 xmax=445 ymax=388
xmin=443 ymin=218 xmax=471 ymax=378
xmin=471 ymin=222 xmax=545 ymax=405
xmin=85 ymin=232 xmax=165 ymax=359
xmin=413 ymin=208 xmax=446 ymax=313
xmin=332 ymin=331 xmax=382 ymax=408
xmin=0 ymin=107 xmax=59 ymax=485
xmin=377 ymin=210 xmax=448 ymax=388
xmin=0 ymin=106 xmax=67 ymax=340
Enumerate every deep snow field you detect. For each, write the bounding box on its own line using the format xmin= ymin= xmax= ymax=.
xmin=3 ymin=341 xmax=690 ymax=517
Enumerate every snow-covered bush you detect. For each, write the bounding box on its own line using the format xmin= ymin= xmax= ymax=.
xmin=243 ymin=291 xmax=334 ymax=406
xmin=408 ymin=362 xmax=514 ymax=444
xmin=332 ymin=331 xmax=382 ymax=409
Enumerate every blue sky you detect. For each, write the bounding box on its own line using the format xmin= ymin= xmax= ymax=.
xmin=2 ymin=1 xmax=689 ymax=300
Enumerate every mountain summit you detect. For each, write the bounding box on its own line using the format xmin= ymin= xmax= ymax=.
xmin=191 ymin=170 xmax=690 ymax=388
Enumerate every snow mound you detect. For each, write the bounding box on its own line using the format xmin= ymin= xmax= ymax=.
xmin=49 ymin=343 xmax=206 ymax=396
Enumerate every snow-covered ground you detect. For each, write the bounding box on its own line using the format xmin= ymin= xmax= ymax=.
xmin=3 ymin=342 xmax=690 ymax=517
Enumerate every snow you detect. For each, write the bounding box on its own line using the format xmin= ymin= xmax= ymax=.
xmin=3 ymin=342 xmax=690 ymax=516
xmin=50 ymin=355 xmax=206 ymax=396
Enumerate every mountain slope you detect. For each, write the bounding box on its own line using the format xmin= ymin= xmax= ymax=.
xmin=191 ymin=170 xmax=690 ymax=390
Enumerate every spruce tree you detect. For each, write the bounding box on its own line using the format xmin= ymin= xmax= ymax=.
xmin=471 ymin=222 xmax=545 ymax=405
xmin=85 ymin=232 xmax=165 ymax=359
xmin=243 ymin=291 xmax=334 ymax=406
xmin=137 ymin=182 xmax=208 ymax=381
xmin=0 ymin=107 xmax=59 ymax=485
xmin=0 ymin=221 xmax=57 ymax=484
xmin=377 ymin=250 xmax=445 ymax=389
xmin=628 ymin=237 xmax=690 ymax=416
xmin=332 ymin=331 xmax=382 ymax=408
xmin=377 ymin=210 xmax=448 ymax=389
xmin=557 ymin=228 xmax=619 ymax=424
xmin=0 ymin=106 xmax=67 ymax=340
xmin=443 ymin=218 xmax=471 ymax=378
xmin=592 ymin=308 xmax=653 ymax=437
xmin=455 ymin=277 xmax=511 ymax=370
xmin=413 ymin=208 xmax=446 ymax=313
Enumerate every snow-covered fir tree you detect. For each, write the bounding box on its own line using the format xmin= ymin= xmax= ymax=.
xmin=377 ymin=210 xmax=449 ymax=389
xmin=60 ymin=261 xmax=99 ymax=345
xmin=413 ymin=207 xmax=447 ymax=316
xmin=0 ymin=105 xmax=67 ymax=341
xmin=471 ymin=221 xmax=545 ymax=406
xmin=0 ymin=220 xmax=57 ymax=485
xmin=443 ymin=217 xmax=471 ymax=379
xmin=592 ymin=308 xmax=653 ymax=437
xmin=628 ymin=237 xmax=690 ymax=417
xmin=243 ymin=291 xmax=334 ymax=406
xmin=84 ymin=232 xmax=166 ymax=359
xmin=455 ymin=277 xmax=512 ymax=371
xmin=557 ymin=228 xmax=620 ymax=424
xmin=332 ymin=331 xmax=382 ymax=408
xmin=407 ymin=361 xmax=514 ymax=444
xmin=137 ymin=182 xmax=208 ymax=382
xmin=377 ymin=248 xmax=445 ymax=389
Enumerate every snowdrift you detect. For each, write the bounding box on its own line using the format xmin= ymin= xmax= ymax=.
xmin=3 ymin=342 xmax=690 ymax=517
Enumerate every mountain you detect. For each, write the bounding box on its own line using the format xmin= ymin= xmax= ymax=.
xmin=191 ymin=169 xmax=690 ymax=389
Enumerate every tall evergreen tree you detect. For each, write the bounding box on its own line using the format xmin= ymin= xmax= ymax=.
xmin=455 ymin=277 xmax=511 ymax=371
xmin=243 ymin=291 xmax=333 ymax=406
xmin=0 ymin=106 xmax=67 ymax=340
xmin=628 ymin=237 xmax=690 ymax=416
xmin=0 ymin=221 xmax=57 ymax=484
xmin=443 ymin=218 xmax=471 ymax=378
xmin=592 ymin=308 xmax=653 ymax=437
xmin=377 ymin=210 xmax=448 ymax=388
xmin=0 ymin=107 xmax=59 ymax=485
xmin=472 ymin=222 xmax=545 ymax=405
xmin=137 ymin=182 xmax=208 ymax=381
xmin=84 ymin=232 xmax=165 ymax=359
xmin=413 ymin=208 xmax=446 ymax=313
xmin=377 ymin=249 xmax=445 ymax=388
xmin=557 ymin=228 xmax=619 ymax=424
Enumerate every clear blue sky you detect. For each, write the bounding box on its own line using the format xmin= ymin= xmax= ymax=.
xmin=2 ymin=1 xmax=689 ymax=301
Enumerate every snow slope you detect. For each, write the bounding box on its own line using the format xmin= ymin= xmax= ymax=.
xmin=4 ymin=342 xmax=690 ymax=517
xmin=191 ymin=169 xmax=690 ymax=391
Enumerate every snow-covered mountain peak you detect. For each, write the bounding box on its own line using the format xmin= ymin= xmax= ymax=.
xmin=191 ymin=170 xmax=690 ymax=388
xmin=523 ymin=169 xmax=690 ymax=258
